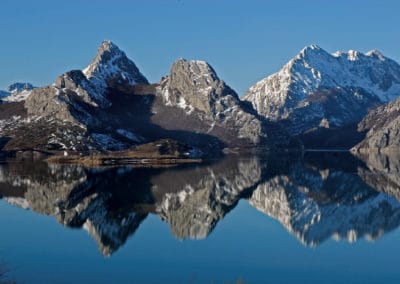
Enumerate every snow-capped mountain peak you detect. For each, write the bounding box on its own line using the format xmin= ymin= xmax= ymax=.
xmin=365 ymin=50 xmax=386 ymax=61
xmin=81 ymin=40 xmax=148 ymax=105
xmin=170 ymin=58 xmax=220 ymax=89
xmin=243 ymin=45 xmax=400 ymax=135
xmin=83 ymin=40 xmax=124 ymax=78
xmin=0 ymin=82 xmax=35 ymax=102
xmin=294 ymin=44 xmax=331 ymax=62
xmin=6 ymin=82 xmax=34 ymax=93
xmin=83 ymin=40 xmax=148 ymax=85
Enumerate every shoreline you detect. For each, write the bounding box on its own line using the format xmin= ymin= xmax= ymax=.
xmin=45 ymin=154 xmax=202 ymax=167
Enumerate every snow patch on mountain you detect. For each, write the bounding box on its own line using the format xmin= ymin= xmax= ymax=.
xmin=4 ymin=89 xmax=33 ymax=102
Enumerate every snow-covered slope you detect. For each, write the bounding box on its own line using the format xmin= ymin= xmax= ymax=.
xmin=243 ymin=45 xmax=400 ymax=135
xmin=0 ymin=82 xmax=35 ymax=102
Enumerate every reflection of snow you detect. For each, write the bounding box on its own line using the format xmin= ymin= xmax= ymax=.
xmin=249 ymin=162 xmax=400 ymax=247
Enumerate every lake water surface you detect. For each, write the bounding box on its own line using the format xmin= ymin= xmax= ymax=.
xmin=1 ymin=152 xmax=400 ymax=284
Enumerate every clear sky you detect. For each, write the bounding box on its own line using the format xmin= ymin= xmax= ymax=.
xmin=0 ymin=0 xmax=399 ymax=95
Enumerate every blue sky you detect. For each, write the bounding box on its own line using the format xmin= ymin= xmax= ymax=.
xmin=0 ymin=0 xmax=399 ymax=95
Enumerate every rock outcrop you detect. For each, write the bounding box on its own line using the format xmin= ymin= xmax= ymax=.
xmin=353 ymin=96 xmax=400 ymax=151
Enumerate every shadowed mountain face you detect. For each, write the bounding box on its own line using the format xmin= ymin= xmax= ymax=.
xmin=1 ymin=152 xmax=400 ymax=255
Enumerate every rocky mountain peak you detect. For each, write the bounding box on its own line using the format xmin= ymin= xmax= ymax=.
xmin=158 ymin=58 xmax=238 ymax=116
xmin=292 ymin=44 xmax=332 ymax=64
xmin=365 ymin=50 xmax=386 ymax=61
xmin=298 ymin=44 xmax=326 ymax=57
xmin=243 ymin=44 xmax=400 ymax=136
xmin=82 ymin=40 xmax=148 ymax=104
xmin=6 ymin=82 xmax=34 ymax=93
xmin=83 ymin=40 xmax=148 ymax=84
xmin=83 ymin=41 xmax=124 ymax=76
xmin=170 ymin=58 xmax=219 ymax=84
xmin=156 ymin=58 xmax=276 ymax=146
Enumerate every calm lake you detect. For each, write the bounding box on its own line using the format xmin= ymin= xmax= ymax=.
xmin=1 ymin=151 xmax=400 ymax=284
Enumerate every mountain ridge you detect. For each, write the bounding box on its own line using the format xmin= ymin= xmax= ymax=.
xmin=1 ymin=41 xmax=399 ymax=154
xmin=0 ymin=40 xmax=298 ymax=155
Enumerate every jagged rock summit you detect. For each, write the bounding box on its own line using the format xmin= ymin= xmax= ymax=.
xmin=83 ymin=40 xmax=148 ymax=103
xmin=156 ymin=58 xmax=269 ymax=145
xmin=243 ymin=44 xmax=400 ymax=136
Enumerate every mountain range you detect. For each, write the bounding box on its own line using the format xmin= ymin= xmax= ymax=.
xmin=1 ymin=41 xmax=399 ymax=155
xmin=243 ymin=44 xmax=400 ymax=149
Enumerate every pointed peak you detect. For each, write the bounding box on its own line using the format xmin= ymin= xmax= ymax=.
xmin=296 ymin=44 xmax=329 ymax=60
xmin=83 ymin=40 xmax=148 ymax=86
xmin=366 ymin=49 xmax=386 ymax=61
xmin=300 ymin=44 xmax=325 ymax=54
xmin=98 ymin=40 xmax=122 ymax=55
xmin=171 ymin=58 xmax=218 ymax=80
xmin=304 ymin=44 xmax=322 ymax=51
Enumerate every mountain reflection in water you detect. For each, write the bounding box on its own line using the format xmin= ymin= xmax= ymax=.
xmin=0 ymin=151 xmax=400 ymax=256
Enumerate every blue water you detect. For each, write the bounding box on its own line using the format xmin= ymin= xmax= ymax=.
xmin=0 ymin=152 xmax=400 ymax=283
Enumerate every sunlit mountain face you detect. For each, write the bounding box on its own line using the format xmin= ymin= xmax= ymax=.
xmin=1 ymin=151 xmax=400 ymax=256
